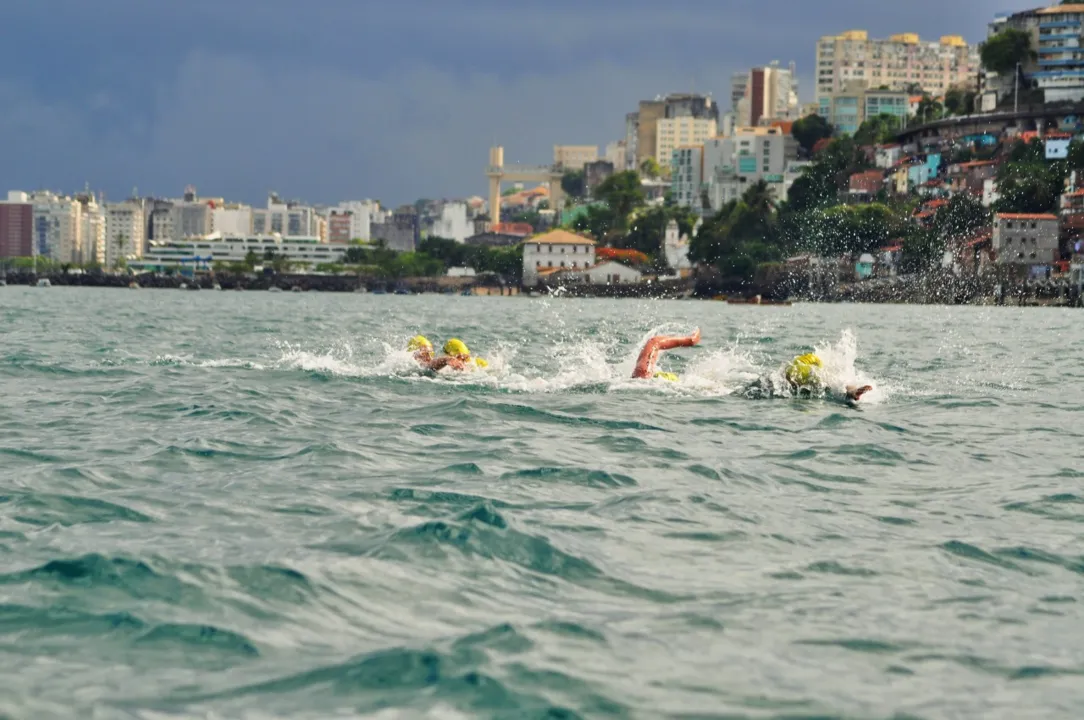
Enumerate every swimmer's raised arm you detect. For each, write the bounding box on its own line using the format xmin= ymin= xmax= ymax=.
xmin=632 ymin=328 xmax=701 ymax=379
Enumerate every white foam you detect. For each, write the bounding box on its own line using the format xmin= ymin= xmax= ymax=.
xmin=143 ymin=327 xmax=888 ymax=404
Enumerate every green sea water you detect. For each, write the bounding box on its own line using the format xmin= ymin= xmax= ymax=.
xmin=2 ymin=287 xmax=1083 ymax=719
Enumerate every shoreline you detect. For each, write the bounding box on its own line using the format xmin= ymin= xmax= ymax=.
xmin=3 ymin=270 xmax=1081 ymax=307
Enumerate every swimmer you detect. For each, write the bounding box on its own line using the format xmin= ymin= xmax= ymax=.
xmin=407 ymin=336 xmax=488 ymax=372
xmin=407 ymin=335 xmax=435 ymax=364
xmin=785 ymin=352 xmax=871 ymax=402
xmin=437 ymin=338 xmax=488 ymax=371
xmin=631 ymin=328 xmax=701 ymax=380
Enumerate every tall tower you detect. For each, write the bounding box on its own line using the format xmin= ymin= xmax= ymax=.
xmin=486 ymin=146 xmax=504 ymax=226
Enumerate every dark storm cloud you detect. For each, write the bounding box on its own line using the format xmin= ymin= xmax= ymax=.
xmin=0 ymin=0 xmax=1035 ymax=205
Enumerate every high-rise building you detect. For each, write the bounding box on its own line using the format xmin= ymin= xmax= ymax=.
xmin=624 ymin=113 xmax=639 ymax=171
xmin=553 ymin=145 xmax=599 ymax=171
xmin=0 ymin=192 xmax=32 ymax=258
xmin=1030 ymin=5 xmax=1084 ymax=103
xmin=819 ymin=81 xmax=910 ymax=135
xmin=670 ymin=145 xmax=705 ymax=212
xmin=104 ymin=200 xmax=147 ymax=267
xmin=702 ymin=126 xmax=799 ymax=211
xmin=323 ymin=200 xmax=379 ymax=242
xmin=735 ymin=61 xmax=801 ymax=127
xmin=730 ymin=72 xmax=749 ymax=113
xmin=656 ymin=115 xmax=718 ymax=172
xmin=627 ymin=93 xmax=719 ymax=167
xmin=252 ymin=193 xmax=321 ymax=239
xmin=815 ymin=30 xmax=979 ymax=102
xmin=210 ymin=203 xmax=253 ymax=236
xmin=605 ymin=140 xmax=627 ymax=170
xmin=77 ymin=193 xmax=105 ymax=265
xmin=30 ymin=192 xmax=83 ymax=263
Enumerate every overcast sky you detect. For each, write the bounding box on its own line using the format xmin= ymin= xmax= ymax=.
xmin=0 ymin=0 xmax=1039 ymax=207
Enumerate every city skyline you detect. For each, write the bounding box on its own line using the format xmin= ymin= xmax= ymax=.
xmin=0 ymin=0 xmax=1033 ymax=207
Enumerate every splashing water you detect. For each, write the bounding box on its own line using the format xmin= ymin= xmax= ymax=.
xmin=251 ymin=327 xmax=887 ymax=404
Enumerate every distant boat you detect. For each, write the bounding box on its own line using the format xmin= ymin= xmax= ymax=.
xmin=268 ymin=286 xmax=283 ymax=293
xmin=36 ymin=278 xmax=51 ymax=288
xmin=213 ymin=283 xmax=222 ymax=290
xmin=179 ymin=282 xmax=188 ymax=290
xmin=725 ymin=296 xmax=791 ymax=306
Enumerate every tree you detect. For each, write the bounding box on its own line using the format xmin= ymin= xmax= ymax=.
xmin=639 ymin=157 xmax=662 ymax=179
xmin=689 ymin=182 xmax=783 ymax=283
xmin=944 ymin=87 xmax=977 ymax=117
xmin=932 ymin=192 xmax=990 ymax=241
xmin=569 ymin=204 xmax=616 ymax=241
xmin=901 ymin=193 xmax=993 ymax=274
xmin=854 ymin=113 xmax=902 ymax=145
xmin=592 ymin=171 xmax=645 ymax=232
xmin=782 ymin=136 xmax=869 ymax=215
xmin=792 ymin=114 xmax=833 ymax=155
xmin=561 ymin=170 xmax=585 ymax=199
xmin=621 ymin=205 xmax=699 ymax=258
xmin=113 ymin=232 xmax=127 ymax=270
xmin=914 ymin=96 xmax=944 ymax=125
xmin=995 ymin=139 xmax=1067 ymax=214
xmin=980 ymin=28 xmax=1035 ymax=75
xmin=244 ymin=250 xmax=259 ymax=272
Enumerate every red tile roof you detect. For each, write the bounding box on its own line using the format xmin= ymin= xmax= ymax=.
xmin=995 ymin=213 xmax=1058 ymax=220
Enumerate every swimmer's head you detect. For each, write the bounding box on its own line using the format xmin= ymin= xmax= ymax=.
xmin=443 ymin=338 xmax=470 ymax=358
xmin=654 ymin=371 xmax=678 ymax=382
xmin=786 ymin=353 xmax=822 ymax=386
xmin=407 ymin=335 xmax=432 ymax=353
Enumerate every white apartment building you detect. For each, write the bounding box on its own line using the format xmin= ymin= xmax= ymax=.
xmin=174 ymin=202 xmax=212 ymax=240
xmin=73 ymin=194 xmax=104 ymax=265
xmin=210 ymin=204 xmax=253 ymax=236
xmin=104 ymin=201 xmax=147 ymax=267
xmin=139 ymin=233 xmax=344 ymax=271
xmin=670 ymin=145 xmax=705 ymax=212
xmin=522 ymin=229 xmax=596 ymax=286
xmin=605 ymin=140 xmax=628 ymax=170
xmin=151 ymin=206 xmax=174 ymax=242
xmin=325 ymin=200 xmax=378 ymax=242
xmin=252 ymin=193 xmax=321 ymax=239
xmin=30 ymin=192 xmax=84 ymax=263
xmin=430 ymin=202 xmax=471 ymax=243
xmin=656 ymin=115 xmax=717 ymax=170
xmin=815 ymin=30 xmax=979 ymax=102
xmin=703 ymin=126 xmax=798 ymax=211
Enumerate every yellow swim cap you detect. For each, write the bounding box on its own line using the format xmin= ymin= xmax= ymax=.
xmin=786 ymin=353 xmax=822 ymax=386
xmin=407 ymin=335 xmax=432 ymax=352
xmin=443 ymin=338 xmax=469 ymax=357
xmin=474 ymin=357 xmax=489 ymax=369
xmin=654 ymin=371 xmax=678 ymax=381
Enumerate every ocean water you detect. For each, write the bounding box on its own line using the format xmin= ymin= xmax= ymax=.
xmin=1 ymin=287 xmax=1083 ymax=720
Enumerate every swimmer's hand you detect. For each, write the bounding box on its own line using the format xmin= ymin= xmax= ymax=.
xmin=690 ymin=328 xmax=701 ymax=345
xmin=846 ymin=384 xmax=872 ymax=401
